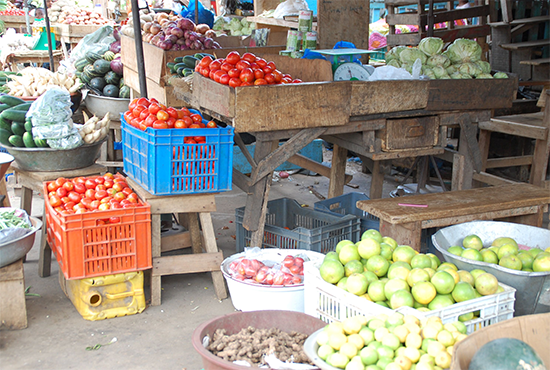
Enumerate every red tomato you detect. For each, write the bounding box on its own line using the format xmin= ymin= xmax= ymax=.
xmin=153 ymin=120 xmax=168 ymax=129
xmin=49 ymin=195 xmax=62 ymax=207
xmin=68 ymin=191 xmax=82 ymax=203
xmin=148 ymin=103 xmax=161 ymax=115
xmin=213 ymin=69 xmax=225 ymax=83
xmin=290 ymin=265 xmax=302 ymax=274
xmin=166 ymin=107 xmax=179 ymax=119
xmin=225 ymin=51 xmax=240 ymax=65
xmin=107 ymin=188 xmax=117 ymax=197
xmin=219 ymin=74 xmax=230 ymax=85
xmin=182 ymin=116 xmax=194 ymax=127
xmin=128 ymin=98 xmax=139 ymax=111
xmin=136 ymin=97 xmax=150 ymax=107
xmin=256 ymin=58 xmax=267 ymax=68
xmin=127 ymin=193 xmax=139 ymax=203
xmin=123 ymin=111 xmax=133 ymax=123
xmin=47 ymin=182 xmax=58 ymax=192
xmin=179 ymin=107 xmax=191 ymax=117
xmin=74 ymin=182 xmax=86 ymax=194
xmin=90 ymin=200 xmax=101 ymax=210
xmin=209 ymin=59 xmax=222 ymax=71
xmin=266 ymin=61 xmax=276 ymax=72
xmin=273 ymin=274 xmax=284 ymax=285
xmin=188 ymin=124 xmax=201 ymax=129
xmin=98 ymin=203 xmax=110 ymax=211
xmin=228 ymin=68 xmax=240 ymax=78
xmin=64 ymin=201 xmax=76 ymax=211
xmin=156 ymin=110 xmax=169 ymax=121
xmin=166 ymin=117 xmax=176 ymax=128
xmin=281 ymin=76 xmax=293 ymax=84
xmin=239 ymin=68 xmax=254 ymax=83
xmin=121 ymin=187 xmax=134 ymax=196
xmin=85 ymin=179 xmax=96 ymax=189
xmin=190 ymin=114 xmax=202 ymax=123
xmin=95 ymin=190 xmax=108 ymax=200
xmin=235 ymin=60 xmax=251 ymax=71
xmin=254 ymin=69 xmax=265 ymax=80
xmin=240 ymin=81 xmax=253 ymax=86
xmin=95 ymin=176 xmax=105 ymax=185
xmin=200 ymin=67 xmax=210 ymax=77
xmin=139 ymin=109 xmax=150 ymax=121
xmin=265 ymin=73 xmax=275 ymax=84
xmin=206 ymin=120 xmax=217 ymax=128
xmin=85 ymin=189 xmax=96 ymax=199
xmin=282 ymin=256 xmax=295 ymax=268
xmin=145 ymin=114 xmax=157 ymax=127
xmin=262 ymin=67 xmax=272 ymax=75
xmin=242 ymin=52 xmax=257 ymax=63
xmin=254 ymin=78 xmax=267 ymax=85
xmin=62 ymin=181 xmax=74 ymax=192
xmin=272 ymin=69 xmax=283 ymax=83
xmin=293 ymin=79 xmax=303 ymax=83
xmin=209 ymin=69 xmax=216 ymax=80
xmin=199 ymin=55 xmax=213 ymax=68
xmin=109 ymin=217 xmax=121 ymax=223
xmin=95 ymin=184 xmax=106 ymax=192
xmin=56 ymin=187 xmax=67 ymax=198
xmin=80 ymin=197 xmax=92 ymax=208
xmin=220 ymin=62 xmax=234 ymax=73
xmin=228 ymin=77 xmax=241 ymax=88
xmin=132 ymin=104 xmax=147 ymax=118
xmin=112 ymin=183 xmax=124 ymax=192
xmin=61 ymin=196 xmax=71 ymax=204
xmin=294 ymin=257 xmax=304 ymax=267
xmin=104 ymin=180 xmax=114 ymax=189
xmin=174 ymin=119 xmax=187 ymax=129
xmin=114 ymin=192 xmax=126 ymax=202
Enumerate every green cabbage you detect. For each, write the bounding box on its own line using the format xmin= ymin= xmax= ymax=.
xmin=446 ymin=38 xmax=482 ymax=64
xmin=427 ymin=54 xmax=451 ymax=68
xmin=476 ymin=73 xmax=494 ymax=79
xmin=451 ymin=72 xmax=472 ymax=79
xmin=458 ymin=62 xmax=483 ymax=77
xmin=476 ymin=61 xmax=491 ymax=74
xmin=439 ymin=74 xmax=451 ymax=79
xmin=402 ymin=63 xmax=413 ymax=74
xmin=419 ymin=37 xmax=444 ymax=56
xmin=385 ymin=46 xmax=407 ymax=63
xmin=399 ymin=48 xmax=428 ymax=65
xmin=446 ymin=65 xmax=457 ymax=75
xmin=387 ymin=59 xmax=402 ymax=68
xmin=432 ymin=65 xmax=449 ymax=79
xmin=423 ymin=69 xmax=436 ymax=80
xmin=241 ymin=18 xmax=249 ymax=27
xmin=493 ymin=72 xmax=509 ymax=79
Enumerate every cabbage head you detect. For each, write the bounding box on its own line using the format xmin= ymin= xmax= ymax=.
xmin=241 ymin=17 xmax=249 ymax=27
xmin=446 ymin=65 xmax=457 ymax=75
xmin=423 ymin=69 xmax=436 ymax=79
xmin=439 ymin=74 xmax=451 ymax=79
xmin=458 ymin=62 xmax=483 ymax=77
xmin=451 ymin=72 xmax=472 ymax=79
xmin=387 ymin=59 xmax=402 ymax=68
xmin=432 ymin=65 xmax=449 ymax=79
xmin=446 ymin=38 xmax=482 ymax=63
xmin=493 ymin=72 xmax=508 ymax=79
xmin=402 ymin=63 xmax=413 ymax=74
xmin=476 ymin=73 xmax=493 ymax=79
xmin=399 ymin=47 xmax=428 ymax=65
xmin=419 ymin=37 xmax=444 ymax=56
xmin=476 ymin=61 xmax=491 ymax=74
xmin=427 ymin=54 xmax=451 ymax=68
xmin=385 ymin=46 xmax=407 ymax=63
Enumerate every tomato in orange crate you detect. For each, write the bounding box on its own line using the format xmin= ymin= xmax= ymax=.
xmin=43 ymin=173 xmax=152 ymax=280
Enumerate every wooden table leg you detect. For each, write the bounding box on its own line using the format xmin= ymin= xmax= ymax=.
xmin=379 ymin=220 xmax=422 ymax=252
xmin=370 ymin=160 xmax=391 ymax=199
xmin=505 ymin=206 xmax=545 ymax=227
xmin=328 ymin=144 xmax=347 ymax=199
xmin=151 ymin=214 xmax=162 ymax=306
xmin=199 ymin=212 xmax=227 ymax=300
xmin=20 ymin=186 xmax=32 ymax=214
xmin=184 ymin=213 xmax=204 ymax=254
xmin=38 ymin=206 xmax=51 ymax=278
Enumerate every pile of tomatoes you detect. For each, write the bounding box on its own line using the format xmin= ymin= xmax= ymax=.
xmin=123 ymin=97 xmax=217 ymax=142
xmin=195 ymin=51 xmax=303 ymax=87
xmin=46 ymin=173 xmax=144 ymax=221
xmin=228 ymin=255 xmax=305 ymax=286
xmin=0 ymin=9 xmax=25 ymax=15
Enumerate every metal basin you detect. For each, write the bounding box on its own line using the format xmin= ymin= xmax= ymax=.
xmin=0 ymin=138 xmax=106 ymax=172
xmin=84 ymin=93 xmax=129 ymax=121
xmin=0 ymin=216 xmax=42 ymax=268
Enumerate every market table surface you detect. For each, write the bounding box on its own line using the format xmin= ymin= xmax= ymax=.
xmin=4 ymin=50 xmax=63 ymax=71
xmin=126 ymin=178 xmax=227 ymax=306
xmin=356 ymin=183 xmax=550 ymax=251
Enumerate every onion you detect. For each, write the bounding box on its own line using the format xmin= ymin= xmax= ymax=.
xmin=177 ymin=17 xmax=195 ymax=31
xmin=176 ymin=38 xmax=186 ymax=45
xmin=195 ymin=23 xmax=209 ymax=34
xmin=185 ymin=38 xmax=193 ymax=47
xmin=212 ymin=41 xmax=221 ymax=49
xmin=187 ymin=31 xmax=199 ymax=42
xmin=205 ymin=29 xmax=216 ymax=38
xmin=191 ymin=40 xmax=203 ymax=50
xmin=150 ymin=23 xmax=161 ymax=35
xmin=159 ymin=40 xmax=172 ymax=50
xmin=203 ymin=37 xmax=214 ymax=49
xmin=171 ymin=27 xmax=184 ymax=38
xmin=167 ymin=34 xmax=178 ymax=44
xmin=143 ymin=22 xmax=152 ymax=32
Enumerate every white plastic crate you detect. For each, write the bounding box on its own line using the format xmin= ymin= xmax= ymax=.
xmin=304 ymin=261 xmax=516 ymax=334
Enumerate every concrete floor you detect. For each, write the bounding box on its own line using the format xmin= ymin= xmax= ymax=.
xmin=0 ymin=153 xmax=403 ymax=370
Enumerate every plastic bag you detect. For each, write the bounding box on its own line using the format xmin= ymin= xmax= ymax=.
xmin=301 ymin=49 xmax=327 ymax=60
xmin=69 ymin=25 xmax=114 ymax=63
xmin=272 ymin=0 xmax=309 ymax=19
xmin=181 ymin=0 xmax=214 ymax=28
xmin=0 ymin=208 xmax=33 ymax=245
xmin=368 ymin=65 xmax=413 ymax=81
xmin=333 ymin=41 xmax=362 ymax=64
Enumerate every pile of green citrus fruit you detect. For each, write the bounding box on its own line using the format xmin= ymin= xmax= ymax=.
xmin=449 ymin=235 xmax=550 ymax=272
xmin=315 ymin=313 xmax=467 ymax=370
xmin=318 ymin=230 xmax=506 ymax=319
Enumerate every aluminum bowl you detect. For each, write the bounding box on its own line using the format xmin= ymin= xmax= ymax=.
xmin=0 ymin=216 xmax=42 ymax=268
xmin=84 ymin=93 xmax=129 ymax=121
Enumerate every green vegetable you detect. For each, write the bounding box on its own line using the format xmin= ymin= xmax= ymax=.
xmin=0 ymin=128 xmax=12 ymax=147
xmin=457 ymin=62 xmax=483 ymax=77
xmin=445 ymin=38 xmax=482 ymax=64
xmin=476 ymin=73 xmax=494 ymax=79
xmin=11 ymin=122 xmax=25 ymax=136
xmin=22 ymin=132 xmax=36 ymax=148
xmin=426 ymin=54 xmax=451 ymax=68
xmin=432 ymin=65 xmax=449 ymax=79
xmin=0 ymin=209 xmax=31 ymax=230
xmin=399 ymin=48 xmax=428 ymax=65
xmin=386 ymin=59 xmax=401 ymax=68
xmin=476 ymin=61 xmax=491 ymax=74
xmin=8 ymin=135 xmax=24 ymax=147
xmin=493 ymin=72 xmax=508 ymax=79
xmin=418 ymin=37 xmax=444 ymax=56
xmin=0 ymin=95 xmax=26 ymax=107
xmin=446 ymin=65 xmax=458 ymax=75
xmin=450 ymin=72 xmax=472 ymax=79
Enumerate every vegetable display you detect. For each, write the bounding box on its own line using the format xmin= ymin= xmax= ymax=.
xmin=213 ymin=16 xmax=256 ymax=36
xmin=227 ymin=254 xmax=305 ymax=286
xmin=386 ymin=37 xmax=509 ymax=80
xmin=55 ymin=6 xmax=111 ymax=25
xmin=2 ymin=67 xmax=83 ymax=97
xmin=194 ymin=51 xmax=302 ymax=87
xmin=76 ymin=50 xmax=129 ymax=98
xmin=123 ymin=97 xmax=218 ymax=134
xmin=166 ymin=52 xmax=213 ymax=77
xmin=78 ymin=111 xmax=110 ymax=144
xmin=46 ymin=173 xmax=144 ymax=216
xmin=0 ymin=209 xmax=31 ymax=230
xmin=0 ymin=9 xmax=24 ymax=15
xmin=0 ymin=94 xmax=47 ymax=148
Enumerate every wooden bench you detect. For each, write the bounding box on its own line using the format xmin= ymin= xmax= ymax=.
xmin=356 ymin=183 xmax=550 ymax=251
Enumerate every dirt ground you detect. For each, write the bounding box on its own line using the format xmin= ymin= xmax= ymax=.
xmin=0 ymin=150 xmax=405 ymax=370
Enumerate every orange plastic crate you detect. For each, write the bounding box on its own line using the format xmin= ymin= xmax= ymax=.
xmin=43 ymin=182 xmax=152 ymax=280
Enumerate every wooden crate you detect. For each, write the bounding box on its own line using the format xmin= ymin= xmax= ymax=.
xmin=121 ymin=35 xmax=284 ymax=86
xmin=0 ymin=15 xmax=27 ymax=31
xmin=123 ymin=66 xmax=182 ymax=107
xmin=54 ymin=23 xmax=104 ymax=38
xmin=382 ymin=115 xmax=439 ymax=151
xmin=0 ymin=259 xmax=27 ymax=330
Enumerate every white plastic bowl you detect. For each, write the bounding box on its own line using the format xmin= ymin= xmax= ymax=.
xmin=221 ymin=249 xmax=324 ymax=312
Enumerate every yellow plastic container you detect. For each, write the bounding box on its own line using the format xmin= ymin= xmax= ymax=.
xmin=62 ymin=271 xmax=146 ymax=321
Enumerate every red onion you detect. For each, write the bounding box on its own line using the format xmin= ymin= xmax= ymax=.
xmin=171 ymin=27 xmax=184 ymax=38
xmin=177 ymin=18 xmax=195 ymax=31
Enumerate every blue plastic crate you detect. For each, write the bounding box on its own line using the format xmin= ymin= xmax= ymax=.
xmin=121 ymin=118 xmax=234 ymax=196
xmin=314 ymin=192 xmax=380 ymax=235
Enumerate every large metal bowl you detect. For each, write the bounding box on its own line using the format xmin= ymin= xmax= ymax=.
xmin=84 ymin=93 xmax=129 ymax=121
xmin=0 ymin=216 xmax=42 ymax=268
xmin=0 ymin=138 xmax=106 ymax=172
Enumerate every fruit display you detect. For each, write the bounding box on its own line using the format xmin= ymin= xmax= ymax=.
xmin=78 ymin=111 xmax=110 ymax=144
xmin=318 ymin=229 xmax=507 ymax=319
xmin=0 ymin=94 xmax=46 ymax=148
xmin=76 ymin=50 xmax=129 ymax=99
xmin=386 ymin=37 xmax=509 ymax=80
xmin=45 ymin=173 xmax=144 ymax=216
xmin=227 ymin=254 xmax=305 ymax=286
xmin=2 ymin=67 xmax=83 ymax=97
xmin=450 ymin=234 xmax=550 ymax=272
xmin=313 ymin=313 xmax=468 ymax=369
xmin=166 ymin=52 xmax=213 ymax=78
xmin=0 ymin=9 xmax=25 ymax=15
xmin=123 ymin=97 xmax=218 ymax=133
xmin=56 ymin=7 xmax=111 ymax=25
xmin=194 ymin=51 xmax=303 ymax=87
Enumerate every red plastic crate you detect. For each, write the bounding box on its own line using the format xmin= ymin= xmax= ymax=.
xmin=43 ymin=182 xmax=152 ymax=280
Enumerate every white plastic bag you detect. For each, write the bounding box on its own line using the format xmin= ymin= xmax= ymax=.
xmin=0 ymin=208 xmax=33 ymax=245
xmin=368 ymin=65 xmax=413 ymax=81
xmin=272 ymin=0 xmax=309 ymax=19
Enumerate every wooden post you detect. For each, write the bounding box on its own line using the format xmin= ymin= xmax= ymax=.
xmin=0 ymin=259 xmax=27 ymax=330
xmin=328 ymin=144 xmax=348 ymax=199
xmin=317 ymin=0 xmax=370 ymax=50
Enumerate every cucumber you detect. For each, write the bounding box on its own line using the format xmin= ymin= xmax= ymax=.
xmin=10 ymin=102 xmax=32 ymax=111
xmin=167 ymin=62 xmax=176 ymax=74
xmin=22 ymin=132 xmax=36 ymax=148
xmin=174 ymin=62 xmax=187 ymax=72
xmin=0 ymin=128 xmax=12 ymax=147
xmin=0 ymin=95 xmax=26 ymax=107
xmin=34 ymin=137 xmax=48 ymax=148
xmin=1 ymin=108 xmax=28 ymax=123
xmin=183 ymin=68 xmax=194 ymax=77
xmin=182 ymin=56 xmax=200 ymax=69
xmin=193 ymin=53 xmax=205 ymax=60
xmin=8 ymin=135 xmax=24 ymax=147
xmin=198 ymin=53 xmax=214 ymax=59
xmin=11 ymin=122 xmax=25 ymax=136
xmin=174 ymin=56 xmax=184 ymax=64
xmin=24 ymin=121 xmax=33 ymax=132
xmin=0 ymin=118 xmax=11 ymax=132
xmin=176 ymin=67 xmax=185 ymax=77
xmin=0 ymin=103 xmax=10 ymax=113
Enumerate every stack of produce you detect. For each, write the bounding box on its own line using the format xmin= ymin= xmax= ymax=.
xmin=318 ymin=229 xmax=508 ymax=319
xmin=77 ymin=111 xmax=110 ymax=144
xmin=0 ymin=95 xmax=45 ymax=148
xmin=56 ymin=7 xmax=111 ymax=25
xmin=212 ymin=16 xmax=256 ymax=36
xmin=75 ymin=50 xmax=129 ymax=99
xmin=167 ymin=52 xmax=213 ymax=77
xmin=313 ymin=313 xmax=468 ymax=369
xmin=227 ymin=254 xmax=305 ymax=285
xmin=2 ymin=67 xmax=83 ymax=97
xmin=193 ymin=51 xmax=303 ymax=87
xmin=385 ymin=37 xmax=509 ymax=80
xmin=0 ymin=9 xmax=25 ymax=15
xmin=448 ymin=234 xmax=550 ymax=272
xmin=0 ymin=28 xmax=36 ymax=54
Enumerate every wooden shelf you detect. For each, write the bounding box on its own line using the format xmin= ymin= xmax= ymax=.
xmin=520 ymin=58 xmax=550 ymax=66
xmin=500 ymin=38 xmax=550 ymax=51
xmin=490 ymin=15 xmax=550 ymax=27
xmin=247 ymin=16 xmax=317 ymax=30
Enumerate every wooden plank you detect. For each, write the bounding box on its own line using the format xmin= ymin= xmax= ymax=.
xmin=185 ymin=213 xmax=204 ymax=255
xmin=198 ymin=212 xmax=227 ymax=300
xmin=254 ymin=120 xmax=386 ymax=141
xmin=232 ymin=168 xmax=251 ymax=193
xmin=317 ymin=0 xmax=370 ymax=50
xmin=387 ymin=13 xmax=420 ymax=25
xmin=479 ymin=116 xmax=546 ymax=140
xmin=486 ymin=155 xmax=533 ymax=168
xmin=160 ymin=230 xmax=192 ymax=252
xmin=150 ymin=214 xmax=162 ymax=306
xmin=520 ymin=58 xmax=550 ymax=66
xmin=356 ymin=183 xmax=550 ymax=224
xmin=451 ymin=152 xmax=465 ymax=191
xmin=0 ymin=259 xmax=27 ymax=330
xmin=439 ymin=110 xmax=491 ymax=126
xmin=380 ymin=221 xmax=422 ymax=251
xmin=234 ymin=133 xmax=257 ymax=169
xmin=426 ymin=5 xmax=490 ymax=23
xmin=387 ymin=33 xmax=422 ymax=46
xmin=328 ymin=144 xmax=347 ymax=199
xmin=350 ymin=80 xmax=429 ymax=116
xmin=255 ymin=54 xmax=333 ymax=82
xmin=500 ymin=39 xmax=550 ymax=51
xmin=152 ymin=252 xmax=224 ymax=276
xmin=458 ymin=114 xmax=483 ymax=172
xmin=0 ymin=259 xmax=24 ymax=281
xmin=384 ymin=116 xmax=439 ymax=151
xmin=367 ymin=147 xmax=444 ymax=160
xmin=422 ymin=206 xmax=542 ymax=228
xmin=287 ymin=153 xmax=353 ymax=184
xmin=250 ymin=127 xmax=326 ymax=185
xmin=472 ymin=171 xmax=518 ymax=185
xmin=432 ymin=25 xmax=491 ymax=42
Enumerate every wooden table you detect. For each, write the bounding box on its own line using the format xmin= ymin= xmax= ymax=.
xmin=4 ymin=50 xmax=63 ymax=71
xmin=12 ymin=163 xmax=105 ymax=277
xmin=355 ymin=183 xmax=550 ymax=251
xmin=127 ymin=178 xmax=227 ymax=306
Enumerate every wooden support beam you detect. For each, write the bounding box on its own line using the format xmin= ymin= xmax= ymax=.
xmin=472 ymin=171 xmax=518 ymax=186
xmin=287 ymin=153 xmax=353 ymax=184
xmin=486 ymin=155 xmax=533 ymax=168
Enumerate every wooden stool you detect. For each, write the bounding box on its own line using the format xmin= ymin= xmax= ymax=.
xmin=356 ymin=183 xmax=550 ymax=251
xmin=127 ymin=178 xmax=228 ymax=306
xmin=0 ymin=259 xmax=27 ymax=330
xmin=12 ymin=163 xmax=105 ymax=277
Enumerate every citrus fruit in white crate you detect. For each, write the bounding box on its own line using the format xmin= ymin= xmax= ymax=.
xmin=317 ymin=236 xmax=508 ymax=318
